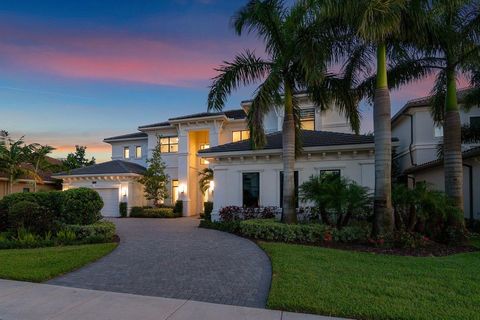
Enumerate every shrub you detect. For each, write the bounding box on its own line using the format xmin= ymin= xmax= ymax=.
xmin=199 ymin=220 xmax=242 ymax=234
xmin=130 ymin=206 xmax=144 ymax=216
xmin=56 ymin=229 xmax=77 ymax=244
xmin=119 ymin=202 xmax=128 ymax=218
xmin=218 ymin=206 xmax=279 ymax=222
xmin=173 ymin=200 xmax=183 ymax=215
xmin=393 ymin=230 xmax=429 ymax=249
xmin=62 ymin=188 xmax=103 ymax=225
xmin=332 ymin=224 xmax=370 ymax=243
xmin=15 ymin=228 xmax=40 ymax=247
xmin=8 ymin=200 xmax=54 ymax=235
xmin=203 ymin=202 xmax=213 ymax=221
xmin=62 ymin=221 xmax=116 ymax=243
xmin=130 ymin=207 xmax=179 ymax=218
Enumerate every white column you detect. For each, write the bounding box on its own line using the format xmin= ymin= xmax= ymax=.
xmin=177 ymin=127 xmax=192 ymax=216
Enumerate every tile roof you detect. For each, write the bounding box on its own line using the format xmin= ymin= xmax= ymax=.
xmin=53 ymin=160 xmax=146 ymax=177
xmin=199 ymin=130 xmax=386 ymax=154
xmin=104 ymin=132 xmax=148 ymax=141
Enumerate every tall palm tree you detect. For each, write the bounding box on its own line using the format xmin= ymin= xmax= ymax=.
xmin=313 ymin=0 xmax=422 ymax=236
xmin=208 ymin=0 xmax=361 ymax=224
xmin=24 ymin=143 xmax=55 ymax=192
xmin=0 ymin=135 xmax=32 ymax=194
xmin=386 ymin=0 xmax=480 ymax=220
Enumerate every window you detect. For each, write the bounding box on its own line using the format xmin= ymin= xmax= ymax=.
xmin=172 ymin=180 xmax=179 ymax=204
xmin=199 ymin=144 xmax=210 ymax=164
xmin=233 ymin=130 xmax=250 ymax=142
xmin=300 ymin=108 xmax=315 ymax=130
xmin=279 ymin=171 xmax=299 ymax=208
xmin=470 ymin=116 xmax=480 ymax=129
xmin=160 ymin=137 xmax=179 ymax=153
xmin=434 ymin=125 xmax=444 ymax=138
xmin=123 ymin=147 xmax=130 ymax=159
xmin=320 ymin=169 xmax=341 ymax=178
xmin=242 ymin=172 xmax=260 ymax=207
xmin=23 ymin=188 xmax=30 ymax=193
xmin=135 ymin=146 xmax=142 ymax=159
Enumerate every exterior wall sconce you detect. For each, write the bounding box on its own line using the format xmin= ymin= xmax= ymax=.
xmin=179 ymin=184 xmax=186 ymax=194
xmin=122 ymin=187 xmax=128 ymax=197
xmin=209 ymin=180 xmax=215 ymax=191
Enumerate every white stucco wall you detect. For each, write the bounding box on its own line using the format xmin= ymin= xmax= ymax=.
xmin=110 ymin=139 xmax=148 ymax=167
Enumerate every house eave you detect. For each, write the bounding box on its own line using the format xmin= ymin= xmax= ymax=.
xmin=53 ymin=173 xmax=142 ymax=180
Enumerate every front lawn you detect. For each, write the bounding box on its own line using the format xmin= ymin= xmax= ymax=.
xmin=0 ymin=243 xmax=117 ymax=282
xmin=260 ymin=241 xmax=480 ymax=320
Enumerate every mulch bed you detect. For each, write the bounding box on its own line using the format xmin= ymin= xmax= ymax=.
xmin=320 ymin=241 xmax=478 ymax=257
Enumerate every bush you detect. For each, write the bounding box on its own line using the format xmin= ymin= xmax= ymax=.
xmin=8 ymin=201 xmax=55 ymax=235
xmin=203 ymin=202 xmax=213 ymax=221
xmin=199 ymin=220 xmax=242 ymax=234
xmin=332 ymin=224 xmax=370 ymax=243
xmin=56 ymin=229 xmax=77 ymax=245
xmin=119 ymin=202 xmax=128 ymax=218
xmin=62 ymin=188 xmax=103 ymax=225
xmin=219 ymin=206 xmax=279 ymax=222
xmin=173 ymin=200 xmax=183 ymax=215
xmin=62 ymin=221 xmax=116 ymax=243
xmin=130 ymin=207 xmax=180 ymax=218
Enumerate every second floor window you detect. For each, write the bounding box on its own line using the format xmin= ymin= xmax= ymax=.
xmin=135 ymin=146 xmax=142 ymax=159
xmin=434 ymin=125 xmax=444 ymax=138
xmin=199 ymin=144 xmax=210 ymax=164
xmin=160 ymin=137 xmax=179 ymax=153
xmin=233 ymin=130 xmax=250 ymax=142
xmin=123 ymin=147 xmax=130 ymax=159
xmin=300 ymin=108 xmax=315 ymax=130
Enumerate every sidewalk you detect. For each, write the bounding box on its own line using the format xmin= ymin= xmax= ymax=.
xmin=0 ymin=279 xmax=348 ymax=320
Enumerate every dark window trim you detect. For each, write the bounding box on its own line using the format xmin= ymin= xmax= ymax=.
xmin=242 ymin=172 xmax=260 ymax=207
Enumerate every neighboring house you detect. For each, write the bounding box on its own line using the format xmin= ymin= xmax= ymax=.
xmin=0 ymin=156 xmax=62 ymax=199
xmin=392 ymin=90 xmax=480 ymax=220
xmin=54 ymin=94 xmax=380 ymax=218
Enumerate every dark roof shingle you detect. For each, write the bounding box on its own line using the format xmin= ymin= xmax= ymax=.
xmin=199 ymin=130 xmax=383 ymax=154
xmin=53 ymin=160 xmax=146 ymax=177
xmin=104 ymin=132 xmax=148 ymax=141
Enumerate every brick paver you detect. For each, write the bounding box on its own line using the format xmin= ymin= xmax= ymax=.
xmin=48 ymin=218 xmax=271 ymax=308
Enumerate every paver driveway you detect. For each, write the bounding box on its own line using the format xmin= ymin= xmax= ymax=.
xmin=48 ymin=218 xmax=271 ymax=308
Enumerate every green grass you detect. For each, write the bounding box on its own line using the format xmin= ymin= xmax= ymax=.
xmin=260 ymin=242 xmax=480 ymax=320
xmin=0 ymin=243 xmax=117 ymax=282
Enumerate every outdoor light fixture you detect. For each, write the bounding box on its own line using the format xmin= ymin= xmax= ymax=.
xmin=179 ymin=183 xmax=186 ymax=194
xmin=122 ymin=187 xmax=128 ymax=197
xmin=209 ymin=180 xmax=215 ymax=191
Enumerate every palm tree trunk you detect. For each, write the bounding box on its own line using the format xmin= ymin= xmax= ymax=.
xmin=372 ymin=43 xmax=394 ymax=237
xmin=444 ymin=67 xmax=464 ymax=220
xmin=282 ymin=83 xmax=297 ymax=224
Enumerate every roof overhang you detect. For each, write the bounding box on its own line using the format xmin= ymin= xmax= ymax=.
xmin=103 ymin=137 xmax=148 ymax=143
xmin=53 ymin=173 xmax=142 ymax=180
xmin=167 ymin=114 xmax=228 ymax=124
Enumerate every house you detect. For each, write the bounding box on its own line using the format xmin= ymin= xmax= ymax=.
xmin=392 ymin=90 xmax=480 ymax=220
xmin=54 ymin=94 xmax=381 ymax=218
xmin=0 ymin=156 xmax=62 ymax=199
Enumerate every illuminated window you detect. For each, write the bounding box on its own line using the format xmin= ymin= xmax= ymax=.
xmin=233 ymin=130 xmax=250 ymax=142
xmin=172 ymin=180 xmax=179 ymax=203
xmin=300 ymin=108 xmax=315 ymax=130
xmin=160 ymin=137 xmax=179 ymax=153
xmin=434 ymin=125 xmax=444 ymax=138
xmin=199 ymin=144 xmax=210 ymax=164
xmin=123 ymin=147 xmax=130 ymax=159
xmin=135 ymin=146 xmax=142 ymax=159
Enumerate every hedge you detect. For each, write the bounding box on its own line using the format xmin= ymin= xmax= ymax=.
xmin=129 ymin=207 xmax=181 ymax=218
xmin=62 ymin=221 xmax=116 ymax=243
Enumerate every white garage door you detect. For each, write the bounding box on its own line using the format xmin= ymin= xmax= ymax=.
xmin=96 ymin=188 xmax=120 ymax=217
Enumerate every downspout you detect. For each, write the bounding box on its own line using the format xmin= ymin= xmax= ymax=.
xmin=462 ymin=163 xmax=474 ymax=223
xmin=404 ymin=114 xmax=416 ymax=167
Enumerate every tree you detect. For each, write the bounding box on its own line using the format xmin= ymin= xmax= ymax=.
xmin=198 ymin=168 xmax=214 ymax=195
xmin=0 ymin=134 xmax=34 ymax=194
xmin=386 ymin=0 xmax=480 ymax=219
xmin=138 ymin=137 xmax=169 ymax=207
xmin=24 ymin=144 xmax=55 ymax=192
xmin=208 ymin=0 xmax=361 ymax=224
xmin=62 ymin=145 xmax=96 ymax=170
xmin=314 ymin=0 xmax=423 ymax=236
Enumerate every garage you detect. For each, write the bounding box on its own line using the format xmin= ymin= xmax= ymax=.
xmin=96 ymin=188 xmax=120 ymax=217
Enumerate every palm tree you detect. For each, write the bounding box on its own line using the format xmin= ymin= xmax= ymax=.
xmin=386 ymin=0 xmax=480 ymax=220
xmin=24 ymin=143 xmax=55 ymax=192
xmin=208 ymin=0 xmax=361 ymax=224
xmin=312 ymin=0 xmax=422 ymax=236
xmin=0 ymin=134 xmax=33 ymax=194
xmin=198 ymin=168 xmax=214 ymax=195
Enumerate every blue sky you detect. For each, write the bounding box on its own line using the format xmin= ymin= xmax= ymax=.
xmin=0 ymin=0 xmax=447 ymax=161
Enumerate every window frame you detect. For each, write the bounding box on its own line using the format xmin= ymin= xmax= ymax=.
xmin=123 ymin=147 xmax=130 ymax=159
xmin=242 ymin=172 xmax=260 ymax=208
xmin=172 ymin=179 xmax=179 ymax=204
xmin=160 ymin=136 xmax=179 ymax=153
xmin=135 ymin=146 xmax=142 ymax=159
xmin=319 ymin=169 xmax=341 ymax=178
xmin=199 ymin=144 xmax=210 ymax=164
xmin=434 ymin=125 xmax=444 ymax=138
xmin=232 ymin=130 xmax=250 ymax=142
xmin=300 ymin=107 xmax=315 ymax=130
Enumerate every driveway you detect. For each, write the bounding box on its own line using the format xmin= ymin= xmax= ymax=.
xmin=48 ymin=218 xmax=272 ymax=308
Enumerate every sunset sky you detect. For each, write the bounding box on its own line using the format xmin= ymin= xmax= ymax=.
xmin=0 ymin=0 xmax=465 ymax=162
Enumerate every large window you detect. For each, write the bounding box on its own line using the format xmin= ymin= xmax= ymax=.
xmin=320 ymin=169 xmax=341 ymax=178
xmin=135 ymin=146 xmax=142 ymax=159
xmin=233 ymin=130 xmax=250 ymax=142
xmin=300 ymin=108 xmax=315 ymax=130
xmin=199 ymin=144 xmax=210 ymax=164
xmin=172 ymin=180 xmax=179 ymax=204
xmin=242 ymin=172 xmax=260 ymax=207
xmin=160 ymin=137 xmax=179 ymax=153
xmin=471 ymin=116 xmax=480 ymax=128
xmin=123 ymin=147 xmax=130 ymax=159
xmin=279 ymin=171 xmax=299 ymax=208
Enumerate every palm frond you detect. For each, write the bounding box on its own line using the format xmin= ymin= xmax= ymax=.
xmin=430 ymin=70 xmax=447 ymax=125
xmin=207 ymin=50 xmax=272 ymax=111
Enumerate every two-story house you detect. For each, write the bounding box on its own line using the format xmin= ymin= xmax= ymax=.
xmin=54 ymin=94 xmax=380 ymax=218
xmin=392 ymin=90 xmax=480 ymax=220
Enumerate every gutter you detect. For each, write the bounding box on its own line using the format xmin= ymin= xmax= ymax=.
xmin=404 ymin=114 xmax=417 ymax=166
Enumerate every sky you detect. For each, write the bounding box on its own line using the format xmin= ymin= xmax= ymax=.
xmin=0 ymin=0 xmax=466 ymax=162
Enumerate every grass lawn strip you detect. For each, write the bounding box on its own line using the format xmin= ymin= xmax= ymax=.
xmin=260 ymin=241 xmax=480 ymax=320
xmin=0 ymin=243 xmax=117 ymax=282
